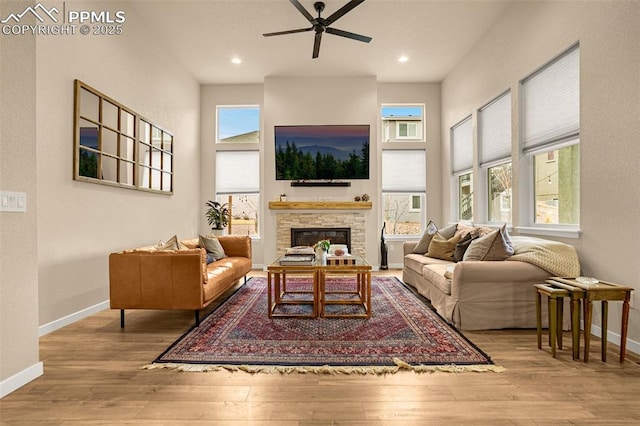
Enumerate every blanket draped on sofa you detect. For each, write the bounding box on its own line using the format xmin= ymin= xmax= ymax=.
xmin=508 ymin=236 xmax=580 ymax=277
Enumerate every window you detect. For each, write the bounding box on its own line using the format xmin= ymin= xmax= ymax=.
xmin=381 ymin=104 xmax=425 ymax=142
xmin=215 ymin=151 xmax=260 ymax=236
xmin=521 ymin=44 xmax=580 ymax=226
xmin=451 ymin=116 xmax=473 ymax=220
xmin=216 ymin=105 xmax=260 ymax=143
xmin=74 ymin=80 xmax=173 ymax=194
xmin=479 ymin=91 xmax=512 ymax=223
xmin=382 ymin=150 xmax=426 ymax=236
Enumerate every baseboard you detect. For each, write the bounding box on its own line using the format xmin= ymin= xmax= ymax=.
xmin=588 ymin=323 xmax=640 ymax=358
xmin=0 ymin=362 xmax=43 ymax=399
xmin=38 ymin=300 xmax=110 ymax=337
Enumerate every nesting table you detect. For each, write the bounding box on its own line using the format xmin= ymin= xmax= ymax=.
xmin=537 ymin=277 xmax=634 ymax=362
xmin=267 ymin=253 xmax=372 ymax=319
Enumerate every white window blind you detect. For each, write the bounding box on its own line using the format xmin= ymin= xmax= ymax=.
xmin=451 ymin=116 xmax=473 ymax=173
xmin=479 ymin=91 xmax=512 ymax=166
xmin=216 ymin=151 xmax=259 ymax=193
xmin=382 ymin=150 xmax=426 ymax=192
xmin=522 ymin=45 xmax=579 ymax=151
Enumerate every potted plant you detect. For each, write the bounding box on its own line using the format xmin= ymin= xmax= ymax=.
xmin=314 ymin=239 xmax=330 ymax=266
xmin=205 ymin=200 xmax=229 ymax=231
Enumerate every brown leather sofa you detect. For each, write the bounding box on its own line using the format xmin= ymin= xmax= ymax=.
xmin=109 ymin=235 xmax=252 ymax=327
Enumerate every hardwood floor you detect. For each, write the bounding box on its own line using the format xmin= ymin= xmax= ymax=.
xmin=2 ymin=270 xmax=640 ymax=425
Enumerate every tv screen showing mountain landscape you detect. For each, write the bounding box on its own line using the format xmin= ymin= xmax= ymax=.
xmin=275 ymin=125 xmax=370 ymax=180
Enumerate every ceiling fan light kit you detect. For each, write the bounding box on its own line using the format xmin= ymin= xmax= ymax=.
xmin=263 ymin=0 xmax=372 ymax=59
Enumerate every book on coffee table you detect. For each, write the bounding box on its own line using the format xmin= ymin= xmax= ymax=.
xmin=285 ymin=246 xmax=315 ymax=256
xmin=279 ymin=255 xmax=315 ymax=266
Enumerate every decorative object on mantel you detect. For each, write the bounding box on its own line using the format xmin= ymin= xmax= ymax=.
xmin=279 ymin=194 xmax=287 ymax=202
xmin=314 ymin=239 xmax=330 ymax=266
xmin=205 ymin=200 xmax=229 ymax=232
xmin=355 ymin=193 xmax=370 ymax=202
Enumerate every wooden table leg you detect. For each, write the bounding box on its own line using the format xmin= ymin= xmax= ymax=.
xmin=621 ymin=294 xmax=630 ymax=362
xmin=549 ymin=297 xmax=557 ymax=358
xmin=601 ymin=300 xmax=608 ymax=362
xmin=536 ymin=291 xmax=542 ymax=350
xmin=557 ymin=297 xmax=564 ymax=350
xmin=571 ymin=297 xmax=581 ymax=360
xmin=584 ymin=300 xmax=593 ymax=362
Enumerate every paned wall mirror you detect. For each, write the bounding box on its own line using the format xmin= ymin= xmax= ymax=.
xmin=74 ymin=80 xmax=174 ymax=194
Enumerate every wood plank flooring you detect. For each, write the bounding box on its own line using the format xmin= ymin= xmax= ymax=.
xmin=2 ymin=270 xmax=640 ymax=425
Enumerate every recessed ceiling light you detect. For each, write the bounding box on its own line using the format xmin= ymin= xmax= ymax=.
xmin=231 ymin=57 xmax=242 ymax=65
xmin=398 ymin=55 xmax=409 ymax=63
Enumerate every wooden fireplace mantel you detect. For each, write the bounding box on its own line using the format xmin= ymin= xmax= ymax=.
xmin=268 ymin=201 xmax=372 ymax=210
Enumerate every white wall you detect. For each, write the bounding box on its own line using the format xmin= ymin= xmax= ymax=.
xmin=442 ymin=1 xmax=640 ymax=342
xmin=35 ymin=1 xmax=200 ymax=326
xmin=0 ymin=1 xmax=41 ymax=395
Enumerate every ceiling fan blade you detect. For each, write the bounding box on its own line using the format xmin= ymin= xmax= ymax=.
xmin=263 ymin=27 xmax=313 ymax=37
xmin=290 ymin=0 xmax=316 ymax=24
xmin=312 ymin=32 xmax=323 ymax=58
xmin=326 ymin=27 xmax=371 ymax=43
xmin=325 ymin=0 xmax=366 ymax=26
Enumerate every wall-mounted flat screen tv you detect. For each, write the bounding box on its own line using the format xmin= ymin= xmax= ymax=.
xmin=275 ymin=124 xmax=370 ymax=180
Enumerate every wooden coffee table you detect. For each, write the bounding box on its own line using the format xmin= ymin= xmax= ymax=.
xmin=267 ymin=254 xmax=371 ymax=319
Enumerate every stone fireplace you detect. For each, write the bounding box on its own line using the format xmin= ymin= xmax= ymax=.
xmin=275 ymin=213 xmax=366 ymax=256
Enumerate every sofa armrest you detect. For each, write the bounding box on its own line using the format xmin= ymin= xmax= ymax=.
xmin=403 ymin=241 xmax=418 ymax=256
xmin=218 ymin=235 xmax=252 ymax=258
xmin=109 ymin=249 xmax=205 ymax=310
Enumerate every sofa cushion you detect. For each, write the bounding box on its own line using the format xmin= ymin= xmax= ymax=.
xmin=453 ymin=233 xmax=476 ymax=262
xmin=422 ymin=264 xmax=452 ymax=296
xmin=404 ymin=253 xmax=451 ymax=275
xmin=426 ymin=232 xmax=462 ymax=261
xmin=463 ymin=224 xmax=514 ymax=261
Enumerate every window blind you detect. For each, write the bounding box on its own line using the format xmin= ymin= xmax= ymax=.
xmin=522 ymin=45 xmax=579 ymax=151
xmin=382 ymin=150 xmax=426 ymax=192
xmin=216 ymin=151 xmax=259 ymax=193
xmin=479 ymin=91 xmax=512 ymax=166
xmin=451 ymin=116 xmax=473 ymax=173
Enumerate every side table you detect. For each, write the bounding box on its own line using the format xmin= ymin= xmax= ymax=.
xmin=535 ymin=281 xmax=582 ymax=359
xmin=552 ymin=277 xmax=634 ymax=363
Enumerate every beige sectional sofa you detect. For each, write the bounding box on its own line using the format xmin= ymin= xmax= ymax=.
xmin=403 ymin=223 xmax=580 ymax=330
xmin=109 ymin=235 xmax=252 ymax=327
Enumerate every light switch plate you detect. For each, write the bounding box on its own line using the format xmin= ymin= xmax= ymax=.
xmin=0 ymin=191 xmax=27 ymax=212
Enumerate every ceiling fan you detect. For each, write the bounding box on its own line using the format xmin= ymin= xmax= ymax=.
xmin=263 ymin=0 xmax=372 ymax=59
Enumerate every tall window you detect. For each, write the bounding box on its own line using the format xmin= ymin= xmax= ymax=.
xmin=521 ymin=44 xmax=580 ymax=226
xmin=382 ymin=150 xmax=426 ymax=236
xmin=215 ymin=151 xmax=260 ymax=236
xmin=381 ymin=104 xmax=425 ymax=142
xmin=479 ymin=91 xmax=512 ymax=223
xmin=216 ymin=105 xmax=260 ymax=143
xmin=451 ymin=116 xmax=473 ymax=221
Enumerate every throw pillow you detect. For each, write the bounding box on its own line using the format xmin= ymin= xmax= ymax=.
xmin=426 ymin=232 xmax=462 ymax=261
xmin=413 ymin=221 xmax=458 ymax=254
xmin=453 ymin=232 xmax=476 ymax=262
xmin=463 ymin=224 xmax=514 ymax=261
xmin=157 ymin=235 xmax=187 ymax=251
xmin=199 ymin=234 xmax=226 ymax=261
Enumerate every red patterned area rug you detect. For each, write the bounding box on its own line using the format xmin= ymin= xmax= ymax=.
xmin=144 ymin=276 xmax=504 ymax=374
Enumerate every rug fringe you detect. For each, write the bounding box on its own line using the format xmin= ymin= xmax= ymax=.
xmin=141 ymin=359 xmax=505 ymax=375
